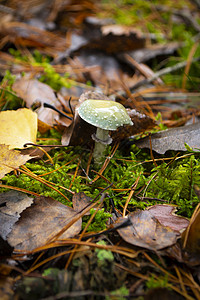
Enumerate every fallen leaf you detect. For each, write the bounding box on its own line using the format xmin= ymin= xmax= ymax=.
xmin=62 ymin=106 xmax=95 ymax=146
xmin=112 ymin=108 xmax=155 ymax=142
xmin=0 ymin=108 xmax=37 ymax=149
xmin=12 ymin=79 xmax=64 ymax=128
xmin=117 ymin=210 xmax=179 ymax=250
xmin=119 ymin=42 xmax=180 ymax=63
xmin=76 ymin=24 xmax=145 ymax=54
xmin=7 ymin=196 xmax=82 ymax=251
xmin=1 ymin=21 xmax=66 ymax=51
xmin=0 ymin=191 xmax=34 ymax=239
xmin=147 ymin=204 xmax=189 ymax=233
xmin=135 ymin=122 xmax=200 ymax=154
xmin=0 ymin=145 xmax=31 ymax=179
xmin=72 ymin=192 xmax=92 ymax=215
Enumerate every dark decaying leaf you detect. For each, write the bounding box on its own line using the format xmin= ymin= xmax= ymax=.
xmin=117 ymin=210 xmax=179 ymax=250
xmin=111 ymin=109 xmax=155 ymax=142
xmin=72 ymin=24 xmax=145 ymax=55
xmin=147 ymin=204 xmax=189 ymax=232
xmin=7 ymin=196 xmax=82 ymax=251
xmin=72 ymin=192 xmax=92 ymax=215
xmin=135 ymin=122 xmax=200 ymax=154
xmin=0 ymin=236 xmax=14 ymax=257
xmin=0 ymin=191 xmax=34 ymax=240
xmin=61 ymin=107 xmax=95 ymax=146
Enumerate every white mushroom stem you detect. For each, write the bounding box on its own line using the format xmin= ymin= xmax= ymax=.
xmin=92 ymin=127 xmax=112 ymax=165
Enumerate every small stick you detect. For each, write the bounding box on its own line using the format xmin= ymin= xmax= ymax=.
xmin=130 ymin=56 xmax=200 ymax=91
xmin=43 ymin=102 xmax=73 ymax=120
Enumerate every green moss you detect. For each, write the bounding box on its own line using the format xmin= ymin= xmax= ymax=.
xmin=95 ymin=241 xmax=114 ymax=265
xmin=82 ymin=209 xmax=112 ymax=231
xmin=105 ymin=286 xmax=129 ymax=300
xmin=8 ymin=49 xmax=76 ymax=91
xmin=146 ymin=274 xmax=169 ymax=290
xmin=35 ymin=62 xmax=73 ymax=91
xmin=145 ymin=154 xmax=200 ymax=217
xmin=1 ymin=129 xmax=200 ymax=230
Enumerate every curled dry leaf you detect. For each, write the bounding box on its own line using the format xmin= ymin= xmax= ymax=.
xmin=0 ymin=145 xmax=31 ymax=179
xmin=147 ymin=204 xmax=189 ymax=233
xmin=0 ymin=108 xmax=37 ymax=149
xmin=7 ymin=196 xmax=82 ymax=251
xmin=117 ymin=210 xmax=179 ymax=250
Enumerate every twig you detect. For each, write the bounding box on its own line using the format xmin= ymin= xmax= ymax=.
xmin=130 ymin=56 xmax=200 ymax=91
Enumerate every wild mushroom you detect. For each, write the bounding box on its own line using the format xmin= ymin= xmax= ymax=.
xmin=78 ymin=99 xmax=133 ymax=165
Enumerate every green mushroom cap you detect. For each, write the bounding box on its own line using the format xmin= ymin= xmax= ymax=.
xmin=78 ymin=99 xmax=133 ymax=130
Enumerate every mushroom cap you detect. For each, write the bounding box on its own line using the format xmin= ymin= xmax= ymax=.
xmin=78 ymin=99 xmax=133 ymax=130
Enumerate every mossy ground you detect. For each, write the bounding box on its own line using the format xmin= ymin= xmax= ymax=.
xmin=1 ymin=1 xmax=200 ymax=298
xmin=2 ymin=128 xmax=200 ymax=231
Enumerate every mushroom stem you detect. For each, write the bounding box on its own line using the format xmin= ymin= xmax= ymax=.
xmin=92 ymin=128 xmax=111 ymax=165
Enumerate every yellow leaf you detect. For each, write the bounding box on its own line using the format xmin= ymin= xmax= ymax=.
xmin=0 ymin=108 xmax=37 ymax=149
xmin=0 ymin=144 xmax=31 ymax=179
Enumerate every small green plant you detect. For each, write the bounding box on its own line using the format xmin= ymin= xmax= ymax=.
xmin=83 ymin=209 xmax=112 ymax=231
xmin=105 ymin=286 xmax=129 ymax=300
xmin=95 ymin=240 xmax=114 ymax=266
xmin=8 ymin=48 xmax=77 ymax=91
xmin=146 ymin=274 xmax=170 ymax=290
xmin=35 ymin=62 xmax=73 ymax=91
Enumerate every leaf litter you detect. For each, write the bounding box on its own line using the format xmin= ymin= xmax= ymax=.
xmin=0 ymin=144 xmax=31 ymax=179
xmin=0 ymin=0 xmax=200 ymax=299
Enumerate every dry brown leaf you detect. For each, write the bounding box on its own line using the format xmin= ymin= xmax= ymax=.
xmin=72 ymin=192 xmax=92 ymax=215
xmin=117 ymin=210 xmax=179 ymax=250
xmin=12 ymin=79 xmax=63 ymax=128
xmin=0 ymin=191 xmax=34 ymax=239
xmin=7 ymin=196 xmax=82 ymax=251
xmin=0 ymin=21 xmax=66 ymax=51
xmin=0 ymin=108 xmax=37 ymax=149
xmin=0 ymin=145 xmax=31 ymax=179
xmin=147 ymin=204 xmax=189 ymax=233
xmin=112 ymin=108 xmax=155 ymax=142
